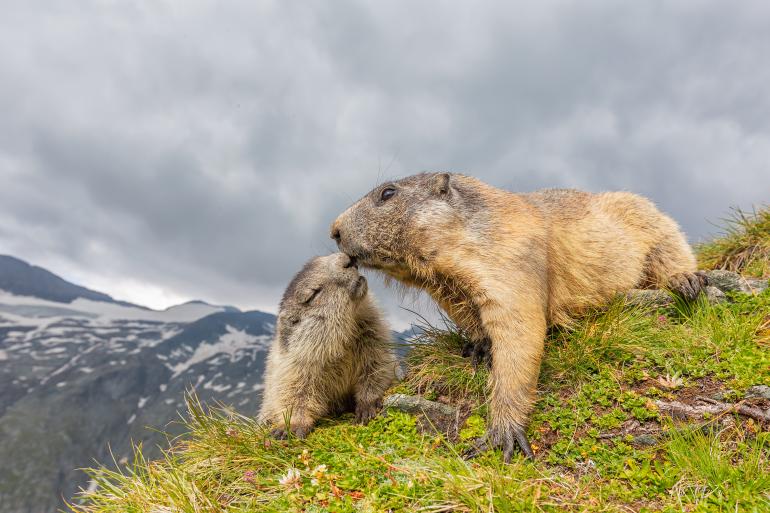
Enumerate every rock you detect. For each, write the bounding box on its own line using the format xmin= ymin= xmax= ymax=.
xmin=702 ymin=270 xmax=753 ymax=294
xmin=632 ymin=434 xmax=658 ymax=446
xmin=710 ymin=389 xmax=736 ymax=402
xmin=383 ymin=394 xmax=458 ymax=418
xmin=705 ymin=286 xmax=727 ymax=304
xmin=746 ymin=385 xmax=770 ymax=401
xmin=626 ymin=289 xmax=672 ymax=307
xmin=383 ymin=394 xmax=464 ymax=438
xmin=745 ymin=278 xmax=769 ymax=294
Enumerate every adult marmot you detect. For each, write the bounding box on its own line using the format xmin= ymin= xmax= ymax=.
xmin=259 ymin=253 xmax=398 ymax=438
xmin=330 ymin=173 xmax=705 ymax=460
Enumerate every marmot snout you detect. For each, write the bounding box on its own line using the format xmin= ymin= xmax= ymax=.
xmin=258 ymin=253 xmax=397 ymax=438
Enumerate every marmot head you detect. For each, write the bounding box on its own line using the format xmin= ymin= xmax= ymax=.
xmin=330 ymin=173 xmax=465 ymax=275
xmin=277 ymin=253 xmax=368 ymax=348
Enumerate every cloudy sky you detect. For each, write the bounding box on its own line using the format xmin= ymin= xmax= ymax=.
xmin=1 ymin=1 xmax=769 ymax=327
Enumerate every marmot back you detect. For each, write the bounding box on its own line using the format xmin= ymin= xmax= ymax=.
xmin=258 ymin=252 xmax=397 ymax=438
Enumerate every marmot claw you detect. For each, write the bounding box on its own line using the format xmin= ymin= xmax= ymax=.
xmin=463 ymin=424 xmax=535 ymax=462
xmin=270 ymin=424 xmax=312 ymax=440
xmin=668 ymin=271 xmax=709 ymax=301
xmin=461 ymin=338 xmax=492 ymax=369
xmin=355 ymin=399 xmax=382 ymax=425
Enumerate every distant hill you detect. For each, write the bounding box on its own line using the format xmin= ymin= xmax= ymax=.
xmin=0 ymin=256 xmax=274 ymax=513
xmin=0 ymin=255 xmax=135 ymax=306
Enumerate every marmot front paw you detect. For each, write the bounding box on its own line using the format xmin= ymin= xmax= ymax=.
xmin=270 ymin=423 xmax=313 ymax=440
xmin=463 ymin=422 xmax=534 ymax=462
xmin=355 ymin=398 xmax=383 ymax=425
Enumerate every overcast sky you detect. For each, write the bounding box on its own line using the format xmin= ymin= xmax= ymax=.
xmin=1 ymin=1 xmax=769 ymax=328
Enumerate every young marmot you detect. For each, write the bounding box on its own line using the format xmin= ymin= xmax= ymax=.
xmin=330 ymin=173 xmax=705 ymax=460
xmin=258 ymin=252 xmax=398 ymax=438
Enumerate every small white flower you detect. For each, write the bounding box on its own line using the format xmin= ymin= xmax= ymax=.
xmin=278 ymin=467 xmax=301 ymax=487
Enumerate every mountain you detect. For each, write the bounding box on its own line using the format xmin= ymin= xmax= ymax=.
xmin=0 ymin=257 xmax=276 ymax=513
xmin=0 ymin=255 xmax=137 ymax=307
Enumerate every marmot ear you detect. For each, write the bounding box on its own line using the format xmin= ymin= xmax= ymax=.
xmin=431 ymin=173 xmax=451 ymax=197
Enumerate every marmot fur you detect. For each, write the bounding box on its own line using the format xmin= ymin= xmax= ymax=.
xmin=258 ymin=253 xmax=398 ymax=438
xmin=330 ymin=173 xmax=705 ymax=459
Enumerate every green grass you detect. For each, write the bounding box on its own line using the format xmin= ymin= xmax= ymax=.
xmin=542 ymin=298 xmax=655 ymax=386
xmin=70 ymin=288 xmax=770 ymax=513
xmin=401 ymin=318 xmax=489 ymax=404
xmin=697 ymin=206 xmax=770 ymax=278
xmin=667 ymin=427 xmax=770 ymax=511
xmin=71 ymin=210 xmax=770 ymax=512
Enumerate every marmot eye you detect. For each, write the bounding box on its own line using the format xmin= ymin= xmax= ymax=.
xmin=380 ymin=187 xmax=396 ymax=201
xmin=302 ymin=288 xmax=321 ymax=304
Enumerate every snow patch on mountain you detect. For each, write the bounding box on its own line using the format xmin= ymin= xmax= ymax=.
xmin=0 ymin=290 xmax=227 ymax=324
xmin=167 ymin=325 xmax=272 ymax=378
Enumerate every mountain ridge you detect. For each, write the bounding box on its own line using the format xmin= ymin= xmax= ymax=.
xmin=0 ymin=254 xmax=411 ymax=513
xmin=0 ymin=254 xmax=141 ymax=308
xmin=0 ymin=254 xmax=243 ymax=314
xmin=0 ymin=255 xmax=276 ymax=513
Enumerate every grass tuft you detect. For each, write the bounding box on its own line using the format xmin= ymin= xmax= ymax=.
xmin=667 ymin=427 xmax=770 ymax=510
xmin=542 ymin=297 xmax=656 ymax=386
xmin=697 ymin=206 xmax=770 ymax=277
xmin=403 ymin=315 xmax=489 ymax=404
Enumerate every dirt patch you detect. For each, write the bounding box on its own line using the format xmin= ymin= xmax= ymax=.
xmin=674 ymin=376 xmax=726 ymax=402
xmin=631 ymin=375 xmax=726 ymax=400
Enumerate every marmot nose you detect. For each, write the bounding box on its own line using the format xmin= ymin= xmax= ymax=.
xmin=330 ymin=222 xmax=342 ymax=243
xmin=342 ymin=255 xmax=357 ymax=269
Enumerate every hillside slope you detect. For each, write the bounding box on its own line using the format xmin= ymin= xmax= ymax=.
xmin=72 ymin=209 xmax=770 ymax=513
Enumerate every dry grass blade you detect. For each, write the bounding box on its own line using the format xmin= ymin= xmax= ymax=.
xmin=697 ymin=206 xmax=770 ymax=277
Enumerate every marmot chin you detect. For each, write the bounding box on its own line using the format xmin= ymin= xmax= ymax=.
xmin=331 ymin=172 xmax=705 ymax=460
xmin=258 ymin=253 xmax=397 ymax=438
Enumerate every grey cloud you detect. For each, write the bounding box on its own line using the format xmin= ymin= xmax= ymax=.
xmin=1 ymin=1 xmax=769 ymax=326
